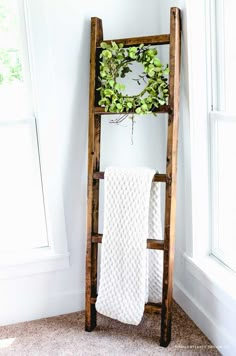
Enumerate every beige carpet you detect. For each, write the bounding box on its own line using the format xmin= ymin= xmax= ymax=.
xmin=0 ymin=302 xmax=219 ymax=356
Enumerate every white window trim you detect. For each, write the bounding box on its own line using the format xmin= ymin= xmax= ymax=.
xmin=209 ymin=1 xmax=236 ymax=273
xmin=0 ymin=249 xmax=70 ymax=279
xmin=184 ymin=252 xmax=236 ymax=312
xmin=185 ymin=0 xmax=236 ymax=296
xmin=186 ymin=0 xmax=211 ymax=259
xmin=0 ymin=0 xmax=70 ymax=278
xmin=210 ymin=0 xmax=225 ymax=111
xmin=210 ymin=110 xmax=236 ymax=272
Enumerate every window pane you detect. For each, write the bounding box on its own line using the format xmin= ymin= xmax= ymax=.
xmin=0 ymin=121 xmax=48 ymax=252
xmin=0 ymin=1 xmax=48 ymax=253
xmin=223 ymin=0 xmax=236 ymax=112
xmin=0 ymin=0 xmax=30 ymax=119
xmin=211 ymin=114 xmax=236 ymax=272
xmin=214 ymin=0 xmax=236 ymax=112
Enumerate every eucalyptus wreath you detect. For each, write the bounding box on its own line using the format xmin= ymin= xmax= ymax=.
xmin=97 ymin=41 xmax=169 ymax=114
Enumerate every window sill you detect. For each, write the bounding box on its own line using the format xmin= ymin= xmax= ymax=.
xmin=0 ymin=248 xmax=70 ymax=279
xmin=184 ymin=253 xmax=236 ymax=311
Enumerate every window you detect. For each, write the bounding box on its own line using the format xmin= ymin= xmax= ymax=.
xmin=0 ymin=0 xmax=48 ymax=253
xmin=0 ymin=0 xmax=30 ymax=118
xmin=210 ymin=0 xmax=236 ymax=272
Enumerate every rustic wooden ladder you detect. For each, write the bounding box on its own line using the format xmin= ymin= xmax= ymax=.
xmin=85 ymin=7 xmax=181 ymax=347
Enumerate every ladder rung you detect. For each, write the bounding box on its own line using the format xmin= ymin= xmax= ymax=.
xmin=93 ymin=172 xmax=169 ymax=183
xmin=94 ymin=105 xmax=170 ymax=115
xmin=144 ymin=302 xmax=162 ymax=314
xmin=90 ymin=297 xmax=161 ymax=313
xmin=92 ymin=234 xmax=164 ymax=250
xmin=90 ymin=297 xmax=97 ymax=304
xmin=97 ymin=34 xmax=170 ymax=47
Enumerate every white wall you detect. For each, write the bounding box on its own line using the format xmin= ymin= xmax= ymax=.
xmin=1 ymin=0 xmax=167 ymax=325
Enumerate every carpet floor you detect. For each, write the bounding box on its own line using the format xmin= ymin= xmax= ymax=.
xmin=0 ymin=302 xmax=220 ymax=356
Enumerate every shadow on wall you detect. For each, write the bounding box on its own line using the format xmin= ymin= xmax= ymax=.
xmin=62 ymin=17 xmax=91 ymax=276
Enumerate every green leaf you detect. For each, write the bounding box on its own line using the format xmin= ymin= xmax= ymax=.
xmin=117 ymin=54 xmax=124 ymax=60
xmin=100 ymin=71 xmax=106 ymax=78
xmin=98 ymin=98 xmax=106 ymax=106
xmin=148 ymin=70 xmax=155 ymax=77
xmin=153 ymin=58 xmax=161 ymax=67
xmin=135 ymin=107 xmax=142 ymax=114
xmin=163 ymin=68 xmax=169 ymax=75
xmin=116 ymin=103 xmax=123 ymax=111
xmin=109 ymin=79 xmax=115 ymax=88
xmin=100 ymin=42 xmax=108 ymax=49
xmin=111 ymin=41 xmax=118 ymax=49
xmin=114 ymin=83 xmax=126 ymax=91
xmin=147 ymin=48 xmax=157 ymax=57
xmin=102 ymin=49 xmax=112 ymax=59
xmin=146 ymin=96 xmax=153 ymax=103
xmin=104 ymin=89 xmax=114 ymax=97
xmin=129 ymin=52 xmax=137 ymax=59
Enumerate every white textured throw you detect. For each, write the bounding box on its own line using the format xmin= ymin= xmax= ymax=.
xmin=148 ymin=181 xmax=163 ymax=303
xmin=96 ymin=167 xmax=163 ymax=325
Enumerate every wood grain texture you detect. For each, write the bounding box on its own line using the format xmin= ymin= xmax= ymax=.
xmin=94 ymin=105 xmax=171 ymax=115
xmin=90 ymin=297 xmax=162 ymax=313
xmin=144 ymin=302 xmax=162 ymax=314
xmin=93 ymin=171 xmax=169 ymax=183
xmin=160 ymin=7 xmax=181 ymax=347
xmin=91 ymin=234 xmax=164 ymax=250
xmin=85 ymin=17 xmax=103 ymax=332
xmin=98 ymin=34 xmax=170 ymax=46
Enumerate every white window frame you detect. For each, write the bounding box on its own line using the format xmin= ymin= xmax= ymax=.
xmin=210 ymin=0 xmax=225 ymax=111
xmin=184 ymin=0 xmax=236 ymax=301
xmin=209 ymin=0 xmax=236 ymax=272
xmin=210 ymin=111 xmax=236 ymax=272
xmin=186 ymin=0 xmax=211 ymax=260
xmin=0 ymin=0 xmax=70 ymax=278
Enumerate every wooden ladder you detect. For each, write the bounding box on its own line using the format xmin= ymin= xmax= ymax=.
xmin=85 ymin=7 xmax=181 ymax=347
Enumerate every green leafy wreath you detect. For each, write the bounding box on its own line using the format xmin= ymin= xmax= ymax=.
xmin=97 ymin=41 xmax=169 ymax=115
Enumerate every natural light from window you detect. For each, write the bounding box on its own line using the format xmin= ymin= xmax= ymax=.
xmin=0 ymin=0 xmax=48 ymax=253
xmin=219 ymin=0 xmax=236 ymax=112
xmin=0 ymin=0 xmax=31 ymax=118
xmin=210 ymin=0 xmax=236 ymax=272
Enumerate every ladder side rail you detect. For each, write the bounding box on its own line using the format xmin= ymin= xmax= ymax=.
xmin=160 ymin=7 xmax=181 ymax=347
xmin=85 ymin=17 xmax=103 ymax=332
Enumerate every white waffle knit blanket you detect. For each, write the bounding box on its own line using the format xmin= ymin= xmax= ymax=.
xmin=96 ymin=167 xmax=163 ymax=325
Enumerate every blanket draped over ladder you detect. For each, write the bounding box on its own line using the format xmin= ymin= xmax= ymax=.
xmin=96 ymin=167 xmax=163 ymax=325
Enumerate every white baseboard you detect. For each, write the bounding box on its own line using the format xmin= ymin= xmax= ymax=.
xmin=174 ymin=281 xmax=236 ymax=356
xmin=0 ymin=289 xmax=85 ymax=326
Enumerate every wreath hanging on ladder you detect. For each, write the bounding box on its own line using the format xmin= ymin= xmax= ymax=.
xmin=97 ymin=41 xmax=169 ymax=115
